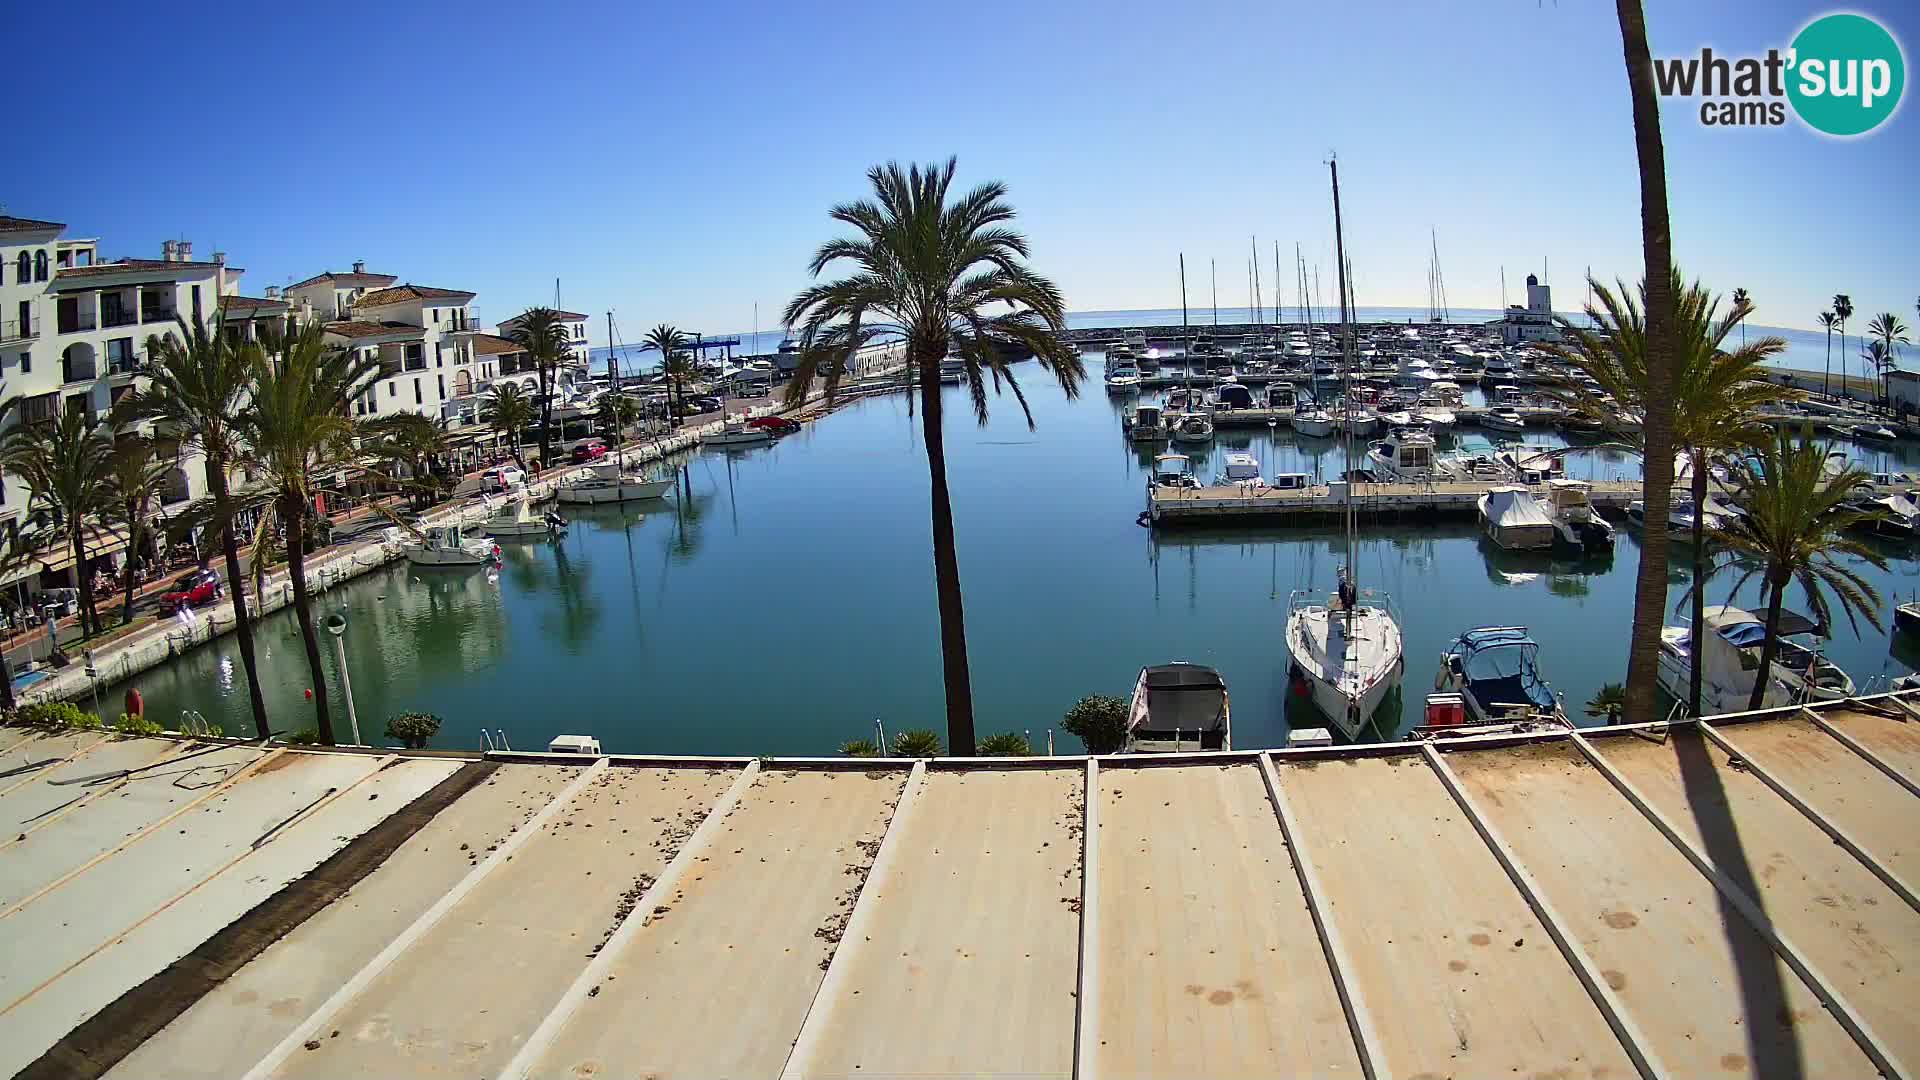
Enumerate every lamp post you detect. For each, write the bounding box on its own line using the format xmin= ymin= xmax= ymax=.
xmin=324 ymin=613 xmax=361 ymax=746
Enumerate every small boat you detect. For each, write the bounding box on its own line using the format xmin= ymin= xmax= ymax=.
xmin=1266 ymin=384 xmax=1298 ymax=410
xmin=1481 ymin=407 xmax=1527 ymax=432
xmin=1414 ymin=397 xmax=1457 ymax=430
xmin=1500 ymin=444 xmax=1565 ymax=484
xmin=404 ymin=523 xmax=500 ymax=567
xmin=1214 ymin=382 xmax=1254 ymax=410
xmin=1436 ymin=627 xmax=1568 ymax=725
xmin=1286 ymin=576 xmax=1404 ymax=741
xmin=1124 ymin=403 xmax=1169 ymax=442
xmin=1340 ymin=406 xmax=1380 ymax=436
xmin=1558 ymin=411 xmax=1606 ymax=434
xmin=1478 ymin=485 xmax=1556 ymax=550
xmin=1124 ymin=662 xmax=1231 ymax=752
xmin=1171 ymin=411 xmax=1215 ymax=444
xmin=1151 ymin=453 xmax=1200 ymax=489
xmin=556 ymin=461 xmax=675 ymax=504
xmin=1543 ymin=479 xmax=1614 ymax=550
xmin=1218 ymin=451 xmax=1262 ymax=485
xmin=1291 ymin=408 xmax=1337 ymax=438
xmin=1365 ymin=427 xmax=1437 ymax=482
xmin=1846 ymin=493 xmax=1920 ymax=538
xmin=1658 ymin=605 xmax=1854 ymax=712
xmin=1896 ymin=599 xmax=1920 ymax=634
xmin=1855 ymin=424 xmax=1900 ymax=443
xmin=700 ymin=419 xmax=775 ymax=447
xmin=483 ymin=495 xmax=567 ymax=539
xmin=1105 ymin=361 xmax=1141 ymax=392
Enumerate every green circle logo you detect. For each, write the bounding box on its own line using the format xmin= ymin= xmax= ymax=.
xmin=1788 ymin=13 xmax=1905 ymax=136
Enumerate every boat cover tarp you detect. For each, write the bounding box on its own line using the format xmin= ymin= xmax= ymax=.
xmin=1482 ymin=487 xmax=1553 ymax=530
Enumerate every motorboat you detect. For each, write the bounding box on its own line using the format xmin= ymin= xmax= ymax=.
xmin=1105 ymin=361 xmax=1141 ymax=392
xmin=556 ymin=461 xmax=675 ymax=504
xmin=404 ymin=524 xmax=500 ymax=567
xmin=1124 ymin=403 xmax=1169 ymax=442
xmin=1364 ymin=427 xmax=1437 ymax=482
xmin=1436 ymin=627 xmax=1568 ymax=725
xmin=1291 ymin=407 xmax=1337 ymax=438
xmin=1213 ymin=382 xmax=1254 ymax=410
xmin=1478 ymin=485 xmax=1556 ymax=550
xmin=1846 ymin=493 xmax=1920 ymax=538
xmin=1658 ymin=605 xmax=1855 ymax=713
xmin=1413 ymin=395 xmax=1457 ymax=430
xmin=1286 ymin=576 xmax=1405 ymax=741
xmin=1543 ymin=479 xmax=1615 ymax=550
xmin=1218 ymin=451 xmax=1261 ymax=485
xmin=700 ymin=419 xmax=775 ymax=447
xmin=1340 ymin=405 xmax=1379 ymax=436
xmin=1171 ymin=411 xmax=1215 ymax=444
xmin=1854 ymin=424 xmax=1900 ymax=443
xmin=1124 ymin=663 xmax=1231 ymax=752
xmin=1500 ymin=444 xmax=1565 ymax=484
xmin=483 ymin=495 xmax=567 ymax=539
xmin=1629 ymin=496 xmax=1727 ymax=536
xmin=1266 ymin=384 xmax=1298 ymax=410
xmin=1481 ymin=407 xmax=1527 ymax=432
xmin=1150 ymin=453 xmax=1200 ymax=489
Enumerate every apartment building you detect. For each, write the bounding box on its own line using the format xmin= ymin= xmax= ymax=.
xmin=285 ymin=270 xmax=480 ymax=423
xmin=495 ymin=309 xmax=590 ymax=367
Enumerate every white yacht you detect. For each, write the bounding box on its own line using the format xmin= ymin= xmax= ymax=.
xmin=1543 ymin=479 xmax=1615 ymax=550
xmin=1104 ymin=361 xmax=1141 ymax=392
xmin=1658 ymin=605 xmax=1855 ymax=714
xmin=1478 ymin=485 xmax=1556 ymax=550
xmin=1413 ymin=394 xmax=1458 ymax=430
xmin=1481 ymin=407 xmax=1527 ymax=432
xmin=1339 ymin=404 xmax=1380 ymax=436
xmin=1124 ymin=403 xmax=1169 ymax=442
xmin=1364 ymin=427 xmax=1437 ymax=482
xmin=700 ymin=418 xmax=775 ymax=447
xmin=1124 ymin=663 xmax=1231 ymax=753
xmin=1291 ymin=407 xmax=1337 ymax=438
xmin=1171 ymin=411 xmax=1215 ymax=444
xmin=404 ymin=524 xmax=500 ymax=567
xmin=1218 ymin=451 xmax=1262 ymax=485
xmin=556 ymin=460 xmax=675 ymax=504
xmin=483 ymin=494 xmax=567 ymax=539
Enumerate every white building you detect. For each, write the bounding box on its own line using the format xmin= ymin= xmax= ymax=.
xmin=284 ymin=271 xmax=480 ymax=424
xmin=1488 ymin=273 xmax=1561 ymax=345
xmin=496 ymin=309 xmax=591 ymax=368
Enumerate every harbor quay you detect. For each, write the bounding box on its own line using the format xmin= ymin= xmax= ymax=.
xmin=1147 ymin=477 xmax=1646 ymax=527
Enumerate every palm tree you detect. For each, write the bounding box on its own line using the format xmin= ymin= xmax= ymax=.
xmin=597 ymin=392 xmax=641 ymax=443
xmin=782 ymin=159 xmax=1084 ymax=755
xmin=1713 ymin=430 xmax=1885 ymax=710
xmin=1610 ymin=0 xmax=1682 ymax=726
xmin=103 ymin=436 xmax=173 ymax=625
xmin=1584 ymin=682 xmax=1627 ymax=724
xmin=482 ymin=382 xmax=534 ymax=467
xmin=643 ymin=325 xmax=692 ymax=420
xmin=504 ymin=308 xmax=572 ymax=469
xmin=1832 ymin=294 xmax=1854 ymax=400
xmin=239 ymin=321 xmax=382 ymax=744
xmin=119 ymin=311 xmax=270 ymax=737
xmin=360 ymin=412 xmax=450 ymax=509
xmin=1547 ymin=269 xmax=1789 ymax=716
xmin=1731 ymin=287 xmax=1749 ymax=347
xmin=1818 ymin=311 xmax=1839 ymax=398
xmin=1862 ymin=340 xmax=1895 ymax=408
xmin=0 ymin=406 xmax=114 ymax=637
xmin=1868 ymin=312 xmax=1909 ymax=407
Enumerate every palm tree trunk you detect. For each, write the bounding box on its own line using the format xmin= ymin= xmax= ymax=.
xmin=69 ymin=527 xmax=97 ymax=639
xmin=919 ymin=351 xmax=976 ymax=756
xmin=1687 ymin=452 xmax=1709 ymax=715
xmin=538 ymin=365 xmax=554 ymax=467
xmin=1747 ymin=572 xmax=1788 ymax=711
xmin=121 ymin=508 xmax=139 ymax=625
xmin=1824 ymin=327 xmax=1832 ymax=398
xmin=281 ymin=494 xmax=335 ymax=745
xmin=207 ymin=460 xmax=270 ymax=739
xmin=1616 ymin=0 xmax=1680 ymax=726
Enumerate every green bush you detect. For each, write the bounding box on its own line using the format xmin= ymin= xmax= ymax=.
xmin=1062 ymin=694 xmax=1130 ymax=755
xmin=286 ymin=728 xmax=321 ymax=746
xmin=890 ymin=729 xmax=943 ymax=757
xmin=114 ymin=713 xmax=166 ymax=737
xmin=838 ymin=738 xmax=881 ymax=758
xmin=384 ymin=711 xmax=443 ymax=750
xmin=15 ymin=701 xmax=102 ymax=731
xmin=977 ymin=732 xmax=1032 ymax=757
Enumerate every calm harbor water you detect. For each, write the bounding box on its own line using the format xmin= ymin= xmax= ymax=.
xmin=107 ymin=359 xmax=1920 ymax=753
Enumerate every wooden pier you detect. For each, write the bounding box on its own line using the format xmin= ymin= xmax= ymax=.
xmin=1147 ymin=478 xmax=1645 ymax=527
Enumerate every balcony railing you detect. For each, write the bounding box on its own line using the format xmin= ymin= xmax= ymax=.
xmin=108 ymin=353 xmax=150 ymax=378
xmin=404 ymin=359 xmax=428 ymax=372
xmin=102 ymin=308 xmax=138 ymax=329
xmin=142 ymin=306 xmax=178 ymax=324
xmin=441 ymin=317 xmax=476 ymax=333
xmin=57 ymin=311 xmax=96 ymax=334
xmin=0 ymin=316 xmax=37 ymax=342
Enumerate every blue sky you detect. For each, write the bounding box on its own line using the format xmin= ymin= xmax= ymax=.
xmin=11 ymin=1 xmax=1914 ymax=340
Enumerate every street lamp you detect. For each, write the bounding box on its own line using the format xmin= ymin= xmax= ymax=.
xmin=324 ymin=613 xmax=361 ymax=746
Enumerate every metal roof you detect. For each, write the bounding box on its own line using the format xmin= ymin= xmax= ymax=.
xmin=2 ymin=694 xmax=1918 ymax=1079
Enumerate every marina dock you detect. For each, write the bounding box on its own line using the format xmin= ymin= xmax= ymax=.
xmin=1147 ymin=478 xmax=1645 ymax=527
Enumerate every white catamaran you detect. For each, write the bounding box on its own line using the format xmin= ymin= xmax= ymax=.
xmin=1284 ymin=159 xmax=1406 ymax=741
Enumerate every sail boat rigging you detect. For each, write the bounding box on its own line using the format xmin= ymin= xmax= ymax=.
xmin=1283 ymin=158 xmax=1406 ymax=741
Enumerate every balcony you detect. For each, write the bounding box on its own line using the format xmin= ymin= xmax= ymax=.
xmin=61 ymin=357 xmax=100 ymax=384
xmin=404 ymin=358 xmax=428 ymax=372
xmin=108 ymin=353 xmax=150 ymax=380
xmin=102 ymin=308 xmax=138 ymax=329
xmin=0 ymin=316 xmax=37 ymax=343
xmin=56 ymin=311 xmax=96 ymax=334
xmin=142 ymin=306 xmax=179 ymax=324
xmin=440 ymin=316 xmax=477 ymax=334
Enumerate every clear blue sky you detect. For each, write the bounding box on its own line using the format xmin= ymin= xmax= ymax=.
xmin=11 ymin=1 xmax=1914 ymax=340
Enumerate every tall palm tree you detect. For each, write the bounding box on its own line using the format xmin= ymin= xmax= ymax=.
xmin=120 ymin=311 xmax=270 ymax=737
xmin=1818 ymin=311 xmax=1839 ymax=398
xmin=1547 ymin=269 xmax=1789 ymax=716
xmin=103 ymin=436 xmax=173 ymax=625
xmin=1713 ymin=430 xmax=1885 ymax=709
xmin=1868 ymin=312 xmax=1909 ymax=407
xmin=1611 ymin=0 xmax=1681 ymax=726
xmin=597 ymin=392 xmax=641 ymax=442
xmin=360 ymin=412 xmax=450 ymax=509
xmin=643 ymin=325 xmax=692 ymax=420
xmin=482 ymin=382 xmax=534 ymax=467
xmin=782 ymin=158 xmax=1083 ymax=754
xmin=1832 ymin=294 xmax=1854 ymax=400
xmin=239 ymin=322 xmax=382 ymax=744
xmin=1731 ymin=287 xmax=1749 ymax=347
xmin=505 ymin=308 xmax=572 ymax=469
xmin=0 ymin=406 xmax=113 ymax=637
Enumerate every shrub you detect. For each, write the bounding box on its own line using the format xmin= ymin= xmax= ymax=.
xmin=15 ymin=701 xmax=102 ymax=731
xmin=1062 ymin=694 xmax=1130 ymax=755
xmin=890 ymin=729 xmax=943 ymax=757
xmin=286 ymin=728 xmax=321 ymax=746
xmin=114 ymin=713 xmax=166 ymax=737
xmin=838 ymin=738 xmax=881 ymax=758
xmin=384 ymin=711 xmax=443 ymax=750
xmin=976 ymin=732 xmax=1032 ymax=757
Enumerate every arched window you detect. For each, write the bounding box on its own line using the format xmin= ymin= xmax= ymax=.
xmin=33 ymin=251 xmax=48 ymax=281
xmin=14 ymin=252 xmax=28 ymax=284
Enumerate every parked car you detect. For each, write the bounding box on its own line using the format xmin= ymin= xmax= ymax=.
xmin=746 ymin=416 xmax=801 ymax=435
xmin=480 ymin=465 xmax=527 ymax=492
xmin=688 ymin=396 xmax=723 ymax=414
xmin=571 ymin=439 xmax=608 ymax=463
xmin=160 ymin=569 xmax=221 ymax=613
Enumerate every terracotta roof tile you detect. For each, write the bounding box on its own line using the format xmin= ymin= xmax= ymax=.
xmin=53 ymin=258 xmax=224 ymax=279
xmin=354 ymin=284 xmax=475 ymax=307
xmin=220 ymin=295 xmax=288 ymax=312
xmin=471 ymin=333 xmax=525 ymax=355
xmin=324 ymin=320 xmax=427 ymax=340
xmin=0 ymin=215 xmax=64 ymax=233
xmin=288 ymin=270 xmax=398 ymax=290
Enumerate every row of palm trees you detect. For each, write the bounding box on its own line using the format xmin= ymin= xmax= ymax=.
xmin=1818 ymin=295 xmax=1912 ymax=406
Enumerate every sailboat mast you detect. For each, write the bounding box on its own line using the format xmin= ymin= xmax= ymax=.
xmin=1329 ymin=158 xmax=1358 ymax=601
xmin=1210 ymin=259 xmax=1218 ymax=326
xmin=1274 ymin=241 xmax=1282 ymax=329
xmin=608 ymin=309 xmax=626 ymax=470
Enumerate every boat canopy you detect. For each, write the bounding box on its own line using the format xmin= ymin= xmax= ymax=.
xmin=1215 ymin=383 xmax=1254 ymax=409
xmin=1482 ymin=486 xmax=1553 ymax=529
xmin=1134 ymin=664 xmax=1228 ymax=733
xmin=1445 ymin=627 xmax=1556 ymax=713
xmin=1222 ymin=452 xmax=1260 ymax=481
xmin=1706 ymin=604 xmax=1824 ymax=641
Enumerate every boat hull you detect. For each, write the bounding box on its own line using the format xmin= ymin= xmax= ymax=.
xmin=1285 ymin=605 xmax=1405 ymax=741
xmin=405 ymin=546 xmax=497 ymax=567
xmin=1291 ymin=416 xmax=1336 ymax=438
xmin=556 ymin=478 xmax=675 ymax=504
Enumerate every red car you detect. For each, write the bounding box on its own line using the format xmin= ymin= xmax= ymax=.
xmin=160 ymin=569 xmax=221 ymax=613
xmin=571 ymin=439 xmax=608 ymax=463
xmin=746 ymin=416 xmax=801 ymax=435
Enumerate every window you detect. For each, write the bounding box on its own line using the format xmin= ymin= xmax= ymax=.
xmin=191 ymin=285 xmax=202 ymax=319
xmin=388 ymin=383 xmax=396 ymax=397
xmin=435 ymin=343 xmax=443 ymax=367
xmin=33 ymin=251 xmax=48 ymax=281
xmin=431 ymin=309 xmax=439 ymax=323
xmin=19 ymin=351 xmax=30 ymax=374
xmin=15 ymin=252 xmax=29 ymax=282
xmin=413 ymin=378 xmax=422 ymax=405
xmin=437 ymin=374 xmax=445 ymax=398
